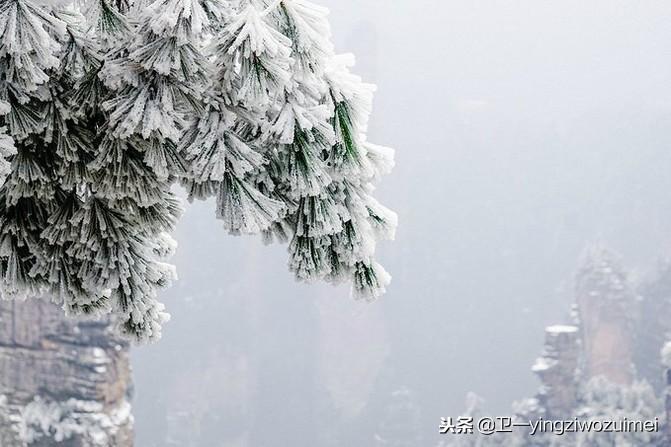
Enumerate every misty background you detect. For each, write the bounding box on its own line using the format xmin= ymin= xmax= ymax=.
xmin=132 ymin=1 xmax=671 ymax=445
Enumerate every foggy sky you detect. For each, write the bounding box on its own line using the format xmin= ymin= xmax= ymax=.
xmin=133 ymin=1 xmax=671 ymax=445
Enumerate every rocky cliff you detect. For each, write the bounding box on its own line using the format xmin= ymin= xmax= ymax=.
xmin=0 ymin=298 xmax=133 ymax=446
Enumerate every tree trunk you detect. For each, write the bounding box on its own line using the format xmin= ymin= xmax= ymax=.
xmin=0 ymin=298 xmax=133 ymax=446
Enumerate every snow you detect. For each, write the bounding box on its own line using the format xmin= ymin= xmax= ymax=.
xmin=19 ymin=396 xmax=132 ymax=445
xmin=546 ymin=325 xmax=578 ymax=334
xmin=531 ymin=356 xmax=558 ymax=373
xmin=661 ymin=341 xmax=671 ymax=368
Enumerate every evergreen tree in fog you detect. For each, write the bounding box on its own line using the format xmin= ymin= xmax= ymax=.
xmin=0 ymin=0 xmax=396 ymax=342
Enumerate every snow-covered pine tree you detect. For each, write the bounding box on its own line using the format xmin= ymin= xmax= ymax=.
xmin=0 ymin=0 xmax=138 ymax=318
xmin=0 ymin=0 xmax=78 ymax=300
xmin=179 ymin=0 xmax=289 ymax=234
xmin=90 ymin=0 xmax=220 ymax=340
xmin=268 ymin=0 xmax=396 ymax=300
xmin=182 ymin=0 xmax=397 ymax=301
xmin=322 ymin=53 xmax=396 ymax=299
xmin=0 ymin=0 xmax=175 ymax=341
xmin=29 ymin=9 xmax=105 ymax=310
xmin=1 ymin=0 xmax=395 ymax=342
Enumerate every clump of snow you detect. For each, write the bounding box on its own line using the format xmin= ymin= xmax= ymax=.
xmin=546 ymin=325 xmax=578 ymax=334
xmin=18 ymin=396 xmax=132 ymax=446
xmin=661 ymin=341 xmax=671 ymax=369
xmin=531 ymin=356 xmax=558 ymax=373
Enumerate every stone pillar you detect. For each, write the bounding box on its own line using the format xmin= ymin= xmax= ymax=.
xmin=575 ymin=248 xmax=635 ymax=385
xmin=0 ymin=298 xmax=133 ymax=446
xmin=531 ymin=325 xmax=580 ymax=419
